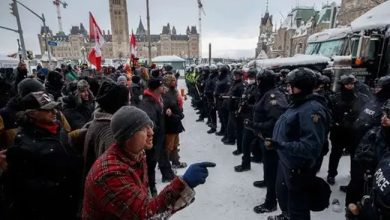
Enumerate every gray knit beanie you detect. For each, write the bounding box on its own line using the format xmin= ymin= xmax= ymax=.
xmin=110 ymin=106 xmax=154 ymax=142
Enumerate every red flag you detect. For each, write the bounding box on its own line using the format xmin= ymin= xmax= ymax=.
xmin=130 ymin=31 xmax=137 ymax=65
xmin=88 ymin=12 xmax=105 ymax=71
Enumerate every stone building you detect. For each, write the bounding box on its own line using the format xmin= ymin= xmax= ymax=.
xmin=37 ymin=24 xmax=92 ymax=60
xmin=109 ymin=0 xmax=130 ymax=59
xmin=38 ymin=0 xmax=199 ymax=61
xmin=135 ymin=19 xmax=200 ymax=60
xmin=337 ymin=0 xmax=387 ymax=26
xmin=268 ymin=3 xmax=339 ymax=58
xmin=255 ymin=7 xmax=274 ymax=58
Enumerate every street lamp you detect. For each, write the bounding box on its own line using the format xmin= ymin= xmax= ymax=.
xmin=16 ymin=0 xmax=51 ymax=66
xmin=80 ymin=46 xmax=86 ymax=64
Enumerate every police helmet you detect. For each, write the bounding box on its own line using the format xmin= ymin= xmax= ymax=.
xmin=376 ymin=75 xmax=390 ymax=89
xmin=233 ymin=69 xmax=243 ymax=76
xmin=257 ymin=69 xmax=277 ymax=87
xmin=279 ymin=69 xmax=290 ymax=77
xmin=286 ymin=67 xmax=316 ymax=92
xmin=320 ymin=75 xmax=331 ymax=85
xmin=247 ymin=68 xmax=258 ymax=79
xmin=382 ymin=99 xmax=390 ymax=116
xmin=339 ymin=74 xmax=356 ymax=85
xmin=210 ymin=64 xmax=217 ymax=70
xmin=220 ymin=65 xmax=230 ymax=75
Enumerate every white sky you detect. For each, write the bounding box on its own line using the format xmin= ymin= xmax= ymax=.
xmin=0 ymin=0 xmax=341 ymax=58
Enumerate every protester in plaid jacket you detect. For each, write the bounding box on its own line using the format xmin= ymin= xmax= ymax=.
xmin=82 ymin=106 xmax=215 ymax=220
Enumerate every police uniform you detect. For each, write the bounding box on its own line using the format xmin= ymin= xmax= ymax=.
xmin=251 ymin=88 xmax=288 ymax=212
xmin=273 ymin=93 xmax=330 ymax=220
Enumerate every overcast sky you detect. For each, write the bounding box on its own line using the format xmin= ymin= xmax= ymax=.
xmin=0 ymin=0 xmax=341 ymax=58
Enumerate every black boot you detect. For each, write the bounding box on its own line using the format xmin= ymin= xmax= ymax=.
xmin=234 ymin=164 xmax=250 ymax=172
xmin=207 ymin=128 xmax=216 ymax=134
xmin=232 ymin=150 xmax=242 ymax=155
xmin=216 ymin=130 xmax=225 ymax=136
xmin=253 ymin=203 xmax=277 ymax=214
xmin=253 ymin=180 xmax=266 ymax=188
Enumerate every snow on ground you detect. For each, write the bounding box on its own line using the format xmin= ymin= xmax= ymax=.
xmin=156 ymin=79 xmax=350 ymax=220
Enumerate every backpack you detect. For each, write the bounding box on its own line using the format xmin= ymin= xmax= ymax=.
xmin=309 ymin=176 xmax=331 ymax=211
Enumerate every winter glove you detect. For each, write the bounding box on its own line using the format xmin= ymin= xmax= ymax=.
xmin=264 ymin=138 xmax=280 ymax=150
xmin=243 ymin=119 xmax=254 ymax=130
xmin=182 ymin=162 xmax=216 ymax=188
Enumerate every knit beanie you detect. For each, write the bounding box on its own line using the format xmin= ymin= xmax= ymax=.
xmin=117 ymin=75 xmax=127 ymax=84
xmin=148 ymin=77 xmax=163 ymax=90
xmin=96 ymin=80 xmax=129 ymax=114
xmin=111 ymin=106 xmax=153 ymax=142
xmin=132 ymin=75 xmax=141 ymax=84
xmin=77 ymin=79 xmax=90 ymax=91
xmin=17 ymin=78 xmax=45 ymax=97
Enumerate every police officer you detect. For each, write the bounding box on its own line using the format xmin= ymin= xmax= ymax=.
xmin=266 ymin=68 xmax=330 ymax=220
xmin=214 ymin=65 xmax=231 ymax=137
xmin=234 ymin=69 xmax=261 ymax=171
xmin=222 ymin=69 xmax=245 ymax=145
xmin=327 ymin=75 xmax=369 ymax=185
xmin=205 ymin=65 xmax=219 ymax=134
xmin=347 ymin=76 xmax=390 ymax=203
xmin=244 ymin=69 xmax=288 ymax=214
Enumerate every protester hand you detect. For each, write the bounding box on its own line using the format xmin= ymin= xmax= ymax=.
xmin=0 ymin=150 xmax=7 ymax=172
xmin=243 ymin=119 xmax=254 ymax=129
xmin=264 ymin=138 xmax=279 ymax=150
xmin=166 ymin=108 xmax=172 ymax=116
xmin=182 ymin=162 xmax=216 ymax=188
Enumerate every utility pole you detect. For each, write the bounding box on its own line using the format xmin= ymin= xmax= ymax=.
xmin=16 ymin=1 xmax=51 ymax=65
xmin=146 ymin=0 xmax=152 ymax=66
xmin=208 ymin=43 xmax=211 ymax=66
xmin=10 ymin=0 xmax=27 ymax=61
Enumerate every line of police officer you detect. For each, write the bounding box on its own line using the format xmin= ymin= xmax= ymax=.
xmin=185 ymin=65 xmax=390 ymax=220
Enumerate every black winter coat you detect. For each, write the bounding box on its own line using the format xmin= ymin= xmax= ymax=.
xmin=252 ymin=88 xmax=288 ymax=138
xmin=162 ymin=88 xmax=185 ymax=134
xmin=130 ymin=83 xmax=143 ymax=106
xmin=5 ymin=122 xmax=82 ymax=220
xmin=226 ymin=79 xmax=245 ymax=112
xmin=138 ymin=92 xmax=165 ymax=157
xmin=62 ymin=95 xmax=94 ymax=130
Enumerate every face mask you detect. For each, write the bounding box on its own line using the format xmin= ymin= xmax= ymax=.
xmin=247 ymin=79 xmax=256 ymax=85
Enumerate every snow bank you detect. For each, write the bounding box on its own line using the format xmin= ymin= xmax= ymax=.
xmin=248 ymin=54 xmax=330 ymax=69
xmin=152 ymin=55 xmax=185 ymax=62
xmin=307 ymin=27 xmax=351 ymax=43
xmin=351 ymin=1 xmax=390 ymax=32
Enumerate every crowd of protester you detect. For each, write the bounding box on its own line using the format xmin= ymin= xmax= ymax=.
xmin=0 ymin=62 xmax=215 ymax=220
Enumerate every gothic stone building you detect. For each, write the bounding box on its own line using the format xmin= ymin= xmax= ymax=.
xmin=135 ymin=19 xmax=200 ymax=60
xmin=338 ymin=0 xmax=387 ymax=26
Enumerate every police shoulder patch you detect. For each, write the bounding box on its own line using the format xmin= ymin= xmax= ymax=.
xmin=311 ymin=113 xmax=320 ymax=123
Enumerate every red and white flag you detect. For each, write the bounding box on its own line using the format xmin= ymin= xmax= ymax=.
xmin=130 ymin=31 xmax=137 ymax=64
xmin=88 ymin=12 xmax=105 ymax=71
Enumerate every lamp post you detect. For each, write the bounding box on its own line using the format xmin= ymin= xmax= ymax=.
xmin=16 ymin=1 xmax=51 ymax=66
xmin=146 ymin=0 xmax=152 ymax=66
xmin=80 ymin=46 xmax=86 ymax=64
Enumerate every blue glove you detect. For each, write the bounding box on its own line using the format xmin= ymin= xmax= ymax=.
xmin=182 ymin=162 xmax=216 ymax=188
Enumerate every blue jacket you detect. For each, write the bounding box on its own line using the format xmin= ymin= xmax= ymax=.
xmin=273 ymin=94 xmax=330 ymax=170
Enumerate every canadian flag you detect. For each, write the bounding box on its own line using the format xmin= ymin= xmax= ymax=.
xmin=88 ymin=12 xmax=105 ymax=71
xmin=130 ymin=31 xmax=137 ymax=64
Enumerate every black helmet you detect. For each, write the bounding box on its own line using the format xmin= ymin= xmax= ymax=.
xmin=257 ymin=69 xmax=277 ymax=88
xmin=339 ymin=74 xmax=356 ymax=85
xmin=279 ymin=69 xmax=290 ymax=77
xmin=382 ymin=99 xmax=390 ymax=115
xmin=320 ymin=75 xmax=331 ymax=85
xmin=233 ymin=69 xmax=243 ymax=76
xmin=220 ymin=65 xmax=229 ymax=75
xmin=376 ymin=75 xmax=390 ymax=88
xmin=247 ymin=68 xmax=258 ymax=78
xmin=286 ymin=67 xmax=316 ymax=92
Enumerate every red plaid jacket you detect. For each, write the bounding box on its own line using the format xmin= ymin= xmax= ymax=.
xmin=82 ymin=144 xmax=194 ymax=220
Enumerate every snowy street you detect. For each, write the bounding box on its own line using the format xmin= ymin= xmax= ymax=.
xmin=155 ymin=80 xmax=351 ymax=220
